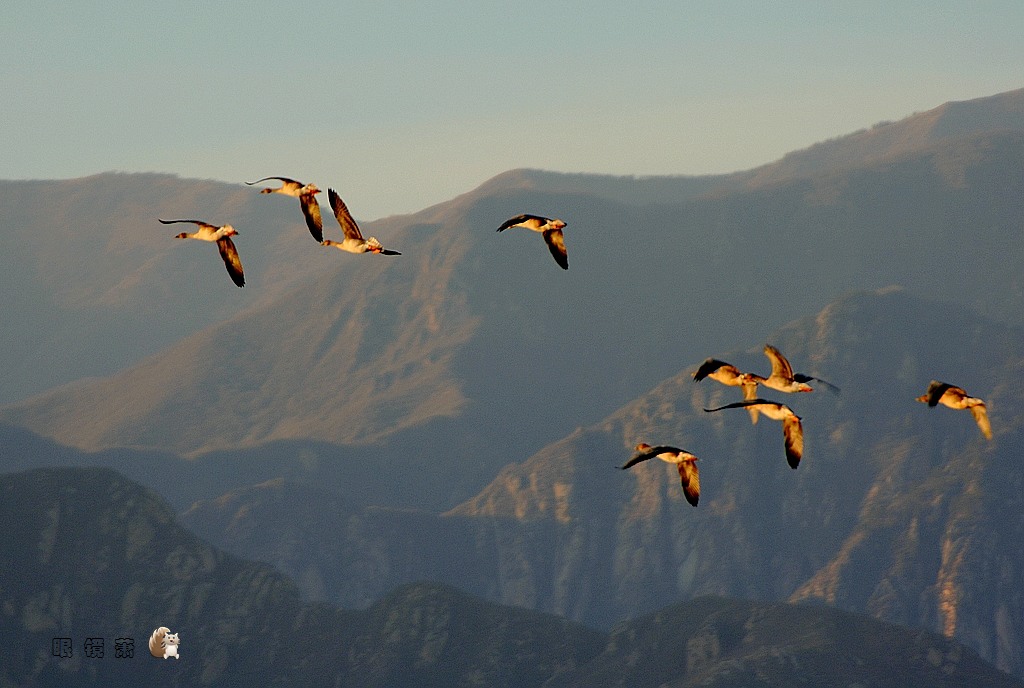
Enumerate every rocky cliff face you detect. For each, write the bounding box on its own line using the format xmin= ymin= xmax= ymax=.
xmin=452 ymin=289 xmax=1024 ymax=675
xmin=181 ymin=288 xmax=1024 ymax=679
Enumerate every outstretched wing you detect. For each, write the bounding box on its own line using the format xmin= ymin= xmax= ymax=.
xmin=245 ymin=176 xmax=298 ymax=186
xmin=299 ymin=193 xmax=323 ymax=242
xmin=763 ymin=344 xmax=795 ymax=380
xmin=620 ymin=445 xmax=683 ymax=470
xmin=970 ymin=404 xmax=993 ymax=440
xmin=794 ymin=373 xmax=841 ymax=394
xmin=216 ymin=237 xmax=245 ymax=288
xmin=704 ymin=399 xmax=776 ymax=413
xmin=741 ymin=379 xmax=761 ymax=423
xmin=677 ymin=460 xmax=700 ymax=507
xmin=497 ymin=214 xmax=546 ymax=231
xmin=543 ymin=228 xmax=569 ymax=270
xmin=621 ymin=451 xmax=656 ymax=470
xmin=924 ymin=380 xmax=953 ymax=407
xmin=693 ymin=358 xmax=726 ymax=382
xmin=328 ymin=189 xmax=363 ymax=241
xmin=782 ymin=414 xmax=803 ymax=469
xmin=159 ymin=218 xmax=216 ymax=231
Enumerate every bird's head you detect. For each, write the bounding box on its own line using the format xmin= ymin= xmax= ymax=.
xmin=304 ymin=184 xmax=322 ymax=195
xmin=174 ymin=232 xmax=188 ymax=239
xmin=634 ymin=442 xmax=652 ymax=452
xmin=550 ymin=219 xmax=566 ymax=229
xmin=914 ymin=394 xmax=929 ymax=404
xmin=222 ymin=225 xmax=239 ymax=237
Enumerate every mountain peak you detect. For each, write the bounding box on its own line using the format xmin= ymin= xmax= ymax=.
xmin=743 ymin=87 xmax=1024 ymax=187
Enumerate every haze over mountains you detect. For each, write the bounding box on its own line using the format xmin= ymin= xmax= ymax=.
xmin=2 ymin=88 xmax=1024 ymax=684
xmin=3 ymin=89 xmax=1024 ymax=508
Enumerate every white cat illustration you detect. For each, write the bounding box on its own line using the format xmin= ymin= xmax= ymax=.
xmin=162 ymin=632 xmax=180 ymax=659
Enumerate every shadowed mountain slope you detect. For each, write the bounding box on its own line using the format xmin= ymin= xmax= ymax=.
xmin=3 ymin=466 xmax=1017 ymax=688
xmin=0 ymin=466 xmax=606 ymax=688
xmin=547 ymin=596 xmax=1024 ymax=688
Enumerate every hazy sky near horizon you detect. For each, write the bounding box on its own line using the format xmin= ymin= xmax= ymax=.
xmin=2 ymin=1 xmax=1022 ymax=219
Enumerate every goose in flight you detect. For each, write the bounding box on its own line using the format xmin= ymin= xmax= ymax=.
xmin=497 ymin=214 xmax=568 ymax=270
xmin=745 ymin=344 xmax=840 ymax=395
xmin=693 ymin=358 xmax=750 ymax=388
xmin=916 ymin=380 xmax=992 ymax=440
xmin=704 ymin=399 xmax=804 ymax=469
xmin=620 ymin=443 xmax=700 ymax=506
xmin=161 ymin=219 xmax=245 ymax=287
xmin=321 ymin=189 xmax=401 ymax=255
xmin=246 ymin=176 xmax=323 ymax=243
xmin=693 ymin=357 xmax=759 ymax=422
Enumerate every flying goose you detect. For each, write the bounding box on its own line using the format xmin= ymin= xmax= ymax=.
xmin=246 ymin=176 xmax=323 ymax=243
xmin=745 ymin=344 xmax=840 ymax=395
xmin=704 ymin=399 xmax=804 ymax=469
xmin=496 ymin=214 xmax=568 ymax=270
xmin=693 ymin=358 xmax=749 ymax=388
xmin=321 ymin=189 xmax=401 ymax=255
xmin=693 ymin=357 xmax=759 ymax=422
xmin=620 ymin=443 xmax=700 ymax=506
xmin=161 ymin=219 xmax=245 ymax=287
xmin=916 ymin=380 xmax=992 ymax=440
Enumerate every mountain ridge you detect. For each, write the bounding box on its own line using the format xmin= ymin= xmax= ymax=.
xmin=4 ymin=128 xmax=1023 ymax=464
xmin=2 ymin=88 xmax=1022 ymax=406
xmin=3 ymin=465 xmax=1020 ymax=688
xmin=171 ymin=288 xmax=1024 ymax=677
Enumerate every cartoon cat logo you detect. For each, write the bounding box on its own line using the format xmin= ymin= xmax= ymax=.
xmin=148 ymin=626 xmax=180 ymax=659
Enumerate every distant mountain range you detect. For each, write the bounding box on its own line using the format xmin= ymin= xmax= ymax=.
xmin=2 ymin=467 xmax=1018 ymax=688
xmin=172 ymin=288 xmax=1024 ymax=679
xmin=6 ymin=287 xmax=1023 ymax=679
xmin=2 ymin=88 xmax=1024 ymax=683
xmin=3 ymin=89 xmax=1024 ymax=511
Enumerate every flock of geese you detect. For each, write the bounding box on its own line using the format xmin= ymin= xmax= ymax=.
xmin=165 ymin=175 xmax=991 ymax=511
xmin=164 ymin=176 xmax=568 ymax=288
xmin=621 ymin=343 xmax=993 ymax=508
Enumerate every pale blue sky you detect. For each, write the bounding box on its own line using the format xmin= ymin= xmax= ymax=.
xmin=2 ymin=1 xmax=1022 ymax=218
